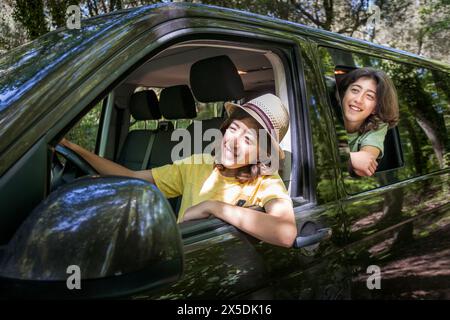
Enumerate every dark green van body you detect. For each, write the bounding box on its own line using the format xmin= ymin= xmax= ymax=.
xmin=0 ymin=3 xmax=449 ymax=299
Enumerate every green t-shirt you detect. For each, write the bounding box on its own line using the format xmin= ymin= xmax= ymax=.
xmin=347 ymin=123 xmax=388 ymax=159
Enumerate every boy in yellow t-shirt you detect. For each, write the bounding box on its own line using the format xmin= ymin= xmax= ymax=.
xmin=60 ymin=94 xmax=297 ymax=247
xmin=152 ymin=153 xmax=291 ymax=223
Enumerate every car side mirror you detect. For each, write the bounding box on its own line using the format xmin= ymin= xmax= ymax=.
xmin=0 ymin=176 xmax=183 ymax=299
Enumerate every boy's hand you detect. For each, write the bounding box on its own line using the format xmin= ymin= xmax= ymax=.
xmin=350 ymin=151 xmax=378 ymax=176
xmin=59 ymin=137 xmax=72 ymax=148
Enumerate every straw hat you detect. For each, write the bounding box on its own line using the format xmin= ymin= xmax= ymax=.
xmin=224 ymin=94 xmax=289 ymax=160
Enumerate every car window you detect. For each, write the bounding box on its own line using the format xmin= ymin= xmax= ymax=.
xmin=66 ymin=100 xmax=103 ymax=153
xmin=113 ymin=39 xmax=296 ymax=228
xmin=319 ymin=46 xmax=450 ymax=194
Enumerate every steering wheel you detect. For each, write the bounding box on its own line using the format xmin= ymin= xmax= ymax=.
xmin=50 ymin=145 xmax=98 ymax=191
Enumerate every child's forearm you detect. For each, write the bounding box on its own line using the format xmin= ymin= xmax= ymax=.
xmin=210 ymin=201 xmax=296 ymax=247
xmin=64 ymin=140 xmax=134 ymax=177
xmin=360 ymin=146 xmax=381 ymax=159
xmin=63 ymin=140 xmax=155 ymax=184
xmin=350 ymin=149 xmax=379 ymax=176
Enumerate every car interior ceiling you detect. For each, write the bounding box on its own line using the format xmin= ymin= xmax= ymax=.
xmin=117 ymin=43 xmax=276 ymax=103
xmin=96 ymin=41 xmax=292 ymax=217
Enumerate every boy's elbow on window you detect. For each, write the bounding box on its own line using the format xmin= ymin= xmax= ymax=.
xmin=277 ymin=223 xmax=297 ymax=248
xmin=279 ymin=232 xmax=297 ymax=248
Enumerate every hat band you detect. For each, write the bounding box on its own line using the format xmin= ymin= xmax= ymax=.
xmin=242 ymin=102 xmax=276 ymax=139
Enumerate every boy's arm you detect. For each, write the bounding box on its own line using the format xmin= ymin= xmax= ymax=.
xmin=350 ymin=146 xmax=380 ymax=177
xmin=60 ymin=138 xmax=155 ymax=184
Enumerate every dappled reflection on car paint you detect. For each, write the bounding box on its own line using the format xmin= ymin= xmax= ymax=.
xmin=0 ymin=7 xmax=153 ymax=111
xmin=0 ymin=4 xmax=170 ymax=172
xmin=346 ymin=174 xmax=450 ymax=299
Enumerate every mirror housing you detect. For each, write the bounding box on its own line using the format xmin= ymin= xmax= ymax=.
xmin=0 ymin=176 xmax=183 ymax=299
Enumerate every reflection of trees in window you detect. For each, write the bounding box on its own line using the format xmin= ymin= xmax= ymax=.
xmin=387 ymin=64 xmax=448 ymax=171
xmin=354 ymin=55 xmax=381 ymax=69
xmin=432 ymin=70 xmax=450 ymax=102
xmin=319 ymin=47 xmax=383 ymax=194
xmin=306 ymin=49 xmax=346 ymax=202
xmin=319 ymin=46 xmax=450 ymax=194
xmin=431 ymin=70 xmax=450 ymax=167
xmin=349 ymin=55 xmax=448 ymax=173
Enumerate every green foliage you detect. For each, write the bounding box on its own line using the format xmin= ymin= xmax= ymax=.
xmin=47 ymin=0 xmax=81 ymax=28
xmin=3 ymin=0 xmax=450 ymax=64
xmin=419 ymin=0 xmax=450 ymax=34
xmin=0 ymin=10 xmax=27 ymax=52
xmin=67 ymin=101 xmax=103 ymax=152
xmin=12 ymin=0 xmax=48 ymax=39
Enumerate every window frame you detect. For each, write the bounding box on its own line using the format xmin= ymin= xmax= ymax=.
xmin=152 ymin=36 xmax=313 ymax=242
xmin=45 ymin=25 xmax=314 ymax=247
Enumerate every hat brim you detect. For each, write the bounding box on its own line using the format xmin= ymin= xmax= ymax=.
xmin=224 ymin=102 xmax=285 ymax=160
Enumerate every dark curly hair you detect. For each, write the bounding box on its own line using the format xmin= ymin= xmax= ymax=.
xmin=338 ymin=67 xmax=399 ymax=134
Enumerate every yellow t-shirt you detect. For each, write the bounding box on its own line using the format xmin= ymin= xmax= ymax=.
xmin=151 ymin=153 xmax=292 ymax=223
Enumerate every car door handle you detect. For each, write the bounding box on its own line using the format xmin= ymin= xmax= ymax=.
xmin=293 ymin=228 xmax=332 ymax=249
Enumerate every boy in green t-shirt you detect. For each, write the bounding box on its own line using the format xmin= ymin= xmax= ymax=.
xmin=347 ymin=122 xmax=388 ymax=159
xmin=337 ymin=68 xmax=399 ymax=177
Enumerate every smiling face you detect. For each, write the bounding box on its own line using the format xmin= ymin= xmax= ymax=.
xmin=220 ymin=118 xmax=261 ymax=169
xmin=342 ymin=77 xmax=378 ymax=132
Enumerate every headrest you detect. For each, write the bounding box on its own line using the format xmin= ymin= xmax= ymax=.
xmin=190 ymin=55 xmax=244 ymax=102
xmin=129 ymin=90 xmax=161 ymax=120
xmin=159 ymin=85 xmax=197 ymax=119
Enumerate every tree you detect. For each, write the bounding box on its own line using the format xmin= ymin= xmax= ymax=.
xmin=12 ymin=0 xmax=48 ymax=39
xmin=46 ymin=0 xmax=81 ymax=28
xmin=2 ymin=0 xmax=449 ymax=64
xmin=0 ymin=1 xmax=28 ymax=54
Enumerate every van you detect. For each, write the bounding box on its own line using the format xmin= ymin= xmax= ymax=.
xmin=0 ymin=3 xmax=449 ymax=299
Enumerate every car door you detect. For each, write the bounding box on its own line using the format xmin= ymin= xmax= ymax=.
xmin=129 ymin=31 xmax=349 ymax=299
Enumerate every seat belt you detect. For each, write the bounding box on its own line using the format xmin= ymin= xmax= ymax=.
xmin=141 ymin=134 xmax=156 ymax=170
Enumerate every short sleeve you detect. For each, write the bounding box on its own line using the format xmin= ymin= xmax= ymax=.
xmin=151 ymin=159 xmax=185 ymax=199
xmin=258 ymin=174 xmax=292 ymax=207
xmin=360 ymin=123 xmax=388 ymax=159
